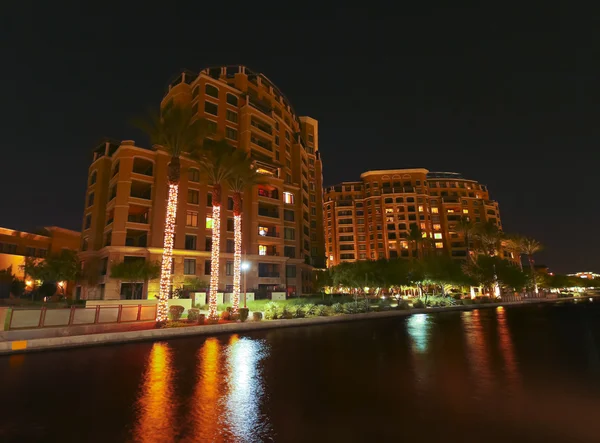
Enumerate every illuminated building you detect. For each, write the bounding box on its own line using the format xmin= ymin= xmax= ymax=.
xmin=0 ymin=226 xmax=80 ymax=295
xmin=79 ymin=66 xmax=324 ymax=299
xmin=324 ymin=169 xmax=513 ymax=266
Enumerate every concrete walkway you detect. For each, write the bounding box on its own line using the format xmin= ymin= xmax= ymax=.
xmin=0 ymin=296 xmax=593 ymax=355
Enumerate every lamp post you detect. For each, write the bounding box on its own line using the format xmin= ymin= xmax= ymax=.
xmin=241 ymin=261 xmax=250 ymax=308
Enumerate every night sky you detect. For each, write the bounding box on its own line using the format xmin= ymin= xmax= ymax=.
xmin=3 ymin=4 xmax=599 ymax=273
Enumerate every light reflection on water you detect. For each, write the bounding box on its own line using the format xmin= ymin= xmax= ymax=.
xmin=132 ymin=336 xmax=270 ymax=442
xmin=407 ymin=314 xmax=431 ymax=353
xmin=462 ymin=310 xmax=494 ymax=399
xmin=133 ymin=342 xmax=176 ymax=443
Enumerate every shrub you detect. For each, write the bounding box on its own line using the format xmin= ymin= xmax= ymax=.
xmin=331 ymin=303 xmax=344 ymax=314
xmin=197 ymin=313 xmax=206 ymax=324
xmin=226 ymin=306 xmax=233 ymax=313
xmin=316 ymin=305 xmax=330 ymax=316
xmin=230 ymin=312 xmax=240 ymax=321
xmin=239 ymin=307 xmax=249 ymax=322
xmin=168 ymin=305 xmax=185 ymax=321
xmin=221 ymin=310 xmax=230 ymax=320
xmin=161 ymin=321 xmax=188 ymax=328
xmin=206 ymin=316 xmax=219 ymax=325
xmin=253 ymin=311 xmax=263 ymax=321
xmin=281 ymin=305 xmax=294 ymax=319
xmin=357 ymin=299 xmax=370 ymax=313
xmin=187 ymin=308 xmax=200 ymax=322
xmin=412 ymin=299 xmax=425 ymax=309
xmin=396 ymin=300 xmax=409 ymax=310
xmin=302 ymin=303 xmax=318 ymax=317
xmin=462 ymin=299 xmax=473 ymax=305
xmin=343 ymin=302 xmax=358 ymax=314
xmin=292 ymin=305 xmax=305 ymax=318
xmin=479 ymin=296 xmax=492 ymax=304
xmin=264 ymin=302 xmax=281 ymax=320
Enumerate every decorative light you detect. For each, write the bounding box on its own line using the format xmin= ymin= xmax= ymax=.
xmin=232 ymin=214 xmax=242 ymax=313
xmin=26 ymin=280 xmax=33 ymax=287
xmin=208 ymin=204 xmax=221 ymax=320
xmin=158 ymin=183 xmax=178 ymax=322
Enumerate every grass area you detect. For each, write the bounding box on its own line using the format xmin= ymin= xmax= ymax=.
xmin=196 ymin=295 xmax=391 ymax=312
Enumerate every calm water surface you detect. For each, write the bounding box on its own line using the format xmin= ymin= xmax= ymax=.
xmin=2 ymin=301 xmax=600 ymax=442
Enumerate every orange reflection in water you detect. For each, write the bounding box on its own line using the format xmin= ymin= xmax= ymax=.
xmin=462 ymin=310 xmax=494 ymax=396
xmin=188 ymin=337 xmax=224 ymax=442
xmin=496 ymin=307 xmax=522 ymax=393
xmin=133 ymin=342 xmax=175 ymax=443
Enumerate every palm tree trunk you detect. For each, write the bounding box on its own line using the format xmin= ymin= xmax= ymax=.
xmin=232 ymin=192 xmax=243 ymax=314
xmin=157 ymin=157 xmax=180 ymax=322
xmin=208 ymin=183 xmax=222 ymax=320
xmin=528 ymin=254 xmax=538 ymax=293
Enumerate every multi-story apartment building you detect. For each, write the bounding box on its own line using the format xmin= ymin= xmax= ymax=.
xmin=79 ymin=65 xmax=324 ymax=300
xmin=0 ymin=226 xmax=80 ymax=279
xmin=324 ymin=169 xmax=510 ymax=266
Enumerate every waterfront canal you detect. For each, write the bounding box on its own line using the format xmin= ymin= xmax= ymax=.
xmin=2 ymin=300 xmax=600 ymax=442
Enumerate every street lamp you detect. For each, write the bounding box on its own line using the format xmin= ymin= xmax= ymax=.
xmin=241 ymin=262 xmax=250 ymax=308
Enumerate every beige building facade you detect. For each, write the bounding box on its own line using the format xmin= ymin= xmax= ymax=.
xmin=79 ymin=65 xmax=325 ymax=300
xmin=324 ymin=169 xmax=511 ymax=266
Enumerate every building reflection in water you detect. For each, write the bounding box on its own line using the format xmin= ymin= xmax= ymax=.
xmin=496 ymin=306 xmax=522 ymax=394
xmin=462 ymin=310 xmax=494 ymax=397
xmin=133 ymin=342 xmax=176 ymax=443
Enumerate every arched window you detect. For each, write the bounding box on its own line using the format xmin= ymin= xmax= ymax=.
xmin=89 ymin=170 xmax=97 ymax=186
xmin=205 ymin=84 xmax=219 ymax=98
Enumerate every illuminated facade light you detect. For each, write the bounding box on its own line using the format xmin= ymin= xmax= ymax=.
xmin=232 ymin=214 xmax=242 ymax=313
xmin=158 ymin=183 xmax=178 ymax=322
xmin=208 ymin=204 xmax=221 ymax=320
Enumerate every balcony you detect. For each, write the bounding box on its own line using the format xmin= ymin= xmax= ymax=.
xmin=127 ymin=205 xmax=150 ymax=224
xmin=251 ymin=135 xmax=273 ymax=152
xmin=258 ymin=245 xmax=279 ymax=256
xmin=251 ymin=118 xmax=273 ymax=135
xmin=258 ymin=226 xmax=279 ymax=238
xmin=130 ymin=181 xmax=152 ymax=200
xmin=258 ymin=204 xmax=279 ymax=219
xmin=253 ymin=159 xmax=280 ymax=178
xmin=248 ymin=98 xmax=273 ymax=118
xmin=258 ymin=186 xmax=279 ymax=200
xmin=132 ymin=158 xmax=154 ymax=177
xmin=125 ymin=229 xmax=148 ymax=247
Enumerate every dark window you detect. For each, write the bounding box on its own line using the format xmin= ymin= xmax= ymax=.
xmin=185 ymin=235 xmax=197 ymax=250
xmin=205 ymin=101 xmax=218 ymax=116
xmin=226 ymin=110 xmax=238 ymax=123
xmin=227 ymin=218 xmax=234 ymax=231
xmin=84 ymin=214 xmax=91 ymax=229
xmin=25 ymin=246 xmax=35 ymax=256
xmin=207 ymin=193 xmax=212 ymax=206
xmin=205 ymin=84 xmax=219 ymax=98
xmin=205 ymin=237 xmax=212 ymax=251
xmin=87 ymin=192 xmax=94 ymax=207
xmin=226 ymin=239 xmax=235 ymax=253
xmin=228 ymin=197 xmax=234 ymax=210
xmin=192 ymin=103 xmax=198 ymax=114
xmin=286 ymin=265 xmax=297 ymax=278
xmin=204 ymin=260 xmax=211 ymax=275
xmin=284 ymin=209 xmax=295 ymax=221
xmin=192 ymin=86 xmax=199 ymax=98
xmin=284 ymin=246 xmax=296 ymax=258
xmin=89 ymin=171 xmax=97 ymax=185
xmin=226 ymin=127 xmax=238 ymax=140
xmin=226 ymin=93 xmax=238 ymax=106
xmin=36 ymin=248 xmax=47 ymax=258
xmin=188 ymin=189 xmax=199 ymax=204
xmin=226 ymin=261 xmax=234 ymax=276
xmin=184 ymin=259 xmax=196 ymax=275
xmin=101 ymin=258 xmax=108 ymax=275
xmin=188 ymin=168 xmax=200 ymax=182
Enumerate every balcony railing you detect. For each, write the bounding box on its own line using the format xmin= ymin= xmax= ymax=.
xmin=259 ymin=229 xmax=279 ymax=238
xmin=258 ymin=208 xmax=279 ymax=218
xmin=259 ymin=271 xmax=280 ymax=278
xmin=130 ymin=190 xmax=151 ymax=200
xmin=258 ymin=189 xmax=279 ymax=200
xmin=251 ymin=119 xmax=273 ymax=135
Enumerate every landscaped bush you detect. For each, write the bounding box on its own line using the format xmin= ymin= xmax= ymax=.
xmin=412 ymin=299 xmax=425 ymax=309
xmin=264 ymin=302 xmax=281 ymax=320
xmin=281 ymin=304 xmax=293 ymax=319
xmin=316 ymin=305 xmax=330 ymax=316
xmin=343 ymin=302 xmax=358 ymax=314
xmin=187 ymin=308 xmax=200 ymax=322
xmin=221 ymin=310 xmax=231 ymax=320
xmin=253 ymin=311 xmax=263 ymax=321
xmin=292 ymin=305 xmax=305 ymax=318
xmin=168 ymin=305 xmax=185 ymax=321
xmin=161 ymin=321 xmax=188 ymax=328
xmin=302 ymin=303 xmax=318 ymax=317
xmin=198 ymin=313 xmax=206 ymax=324
xmin=462 ymin=299 xmax=473 ymax=305
xmin=396 ymin=300 xmax=409 ymax=310
xmin=331 ymin=303 xmax=344 ymax=314
xmin=479 ymin=296 xmax=492 ymax=304
xmin=357 ymin=300 xmax=370 ymax=313
xmin=239 ymin=307 xmax=249 ymax=322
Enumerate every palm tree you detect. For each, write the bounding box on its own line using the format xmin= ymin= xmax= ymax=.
xmin=519 ymin=237 xmax=543 ymax=293
xmin=136 ymin=103 xmax=208 ymax=322
xmin=455 ymin=216 xmax=475 ymax=262
xmin=226 ymin=152 xmax=265 ymax=314
xmin=407 ymin=225 xmax=424 ymax=260
xmin=503 ymin=235 xmax=524 ymax=270
xmin=473 ymin=221 xmax=503 ymax=257
xmin=200 ymin=140 xmax=239 ymax=320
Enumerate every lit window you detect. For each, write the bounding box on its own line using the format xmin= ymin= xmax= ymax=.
xmin=463 ymin=209 xmax=469 ymax=214
xmin=434 ymin=233 xmax=442 ymax=239
xmin=385 ymin=208 xmax=394 ymax=214
xmin=259 ymin=245 xmax=267 ymax=256
xmin=447 ymin=209 xmax=455 ymax=213
xmin=186 ymin=211 xmax=198 ymax=227
xmin=420 ymin=223 xmax=426 ymax=230
xmin=258 ymin=226 xmax=269 ymax=236
xmin=418 ymin=205 xmax=424 ymax=212
xmin=433 ymin=224 xmax=441 ymax=230
xmin=206 ymin=217 xmax=213 ymax=229
xmin=435 ymin=242 xmax=444 ymax=249
xmin=431 ymin=207 xmax=439 ymax=214
xmin=283 ymin=191 xmax=294 ymax=204
xmin=421 ymin=232 xmax=427 ymax=238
